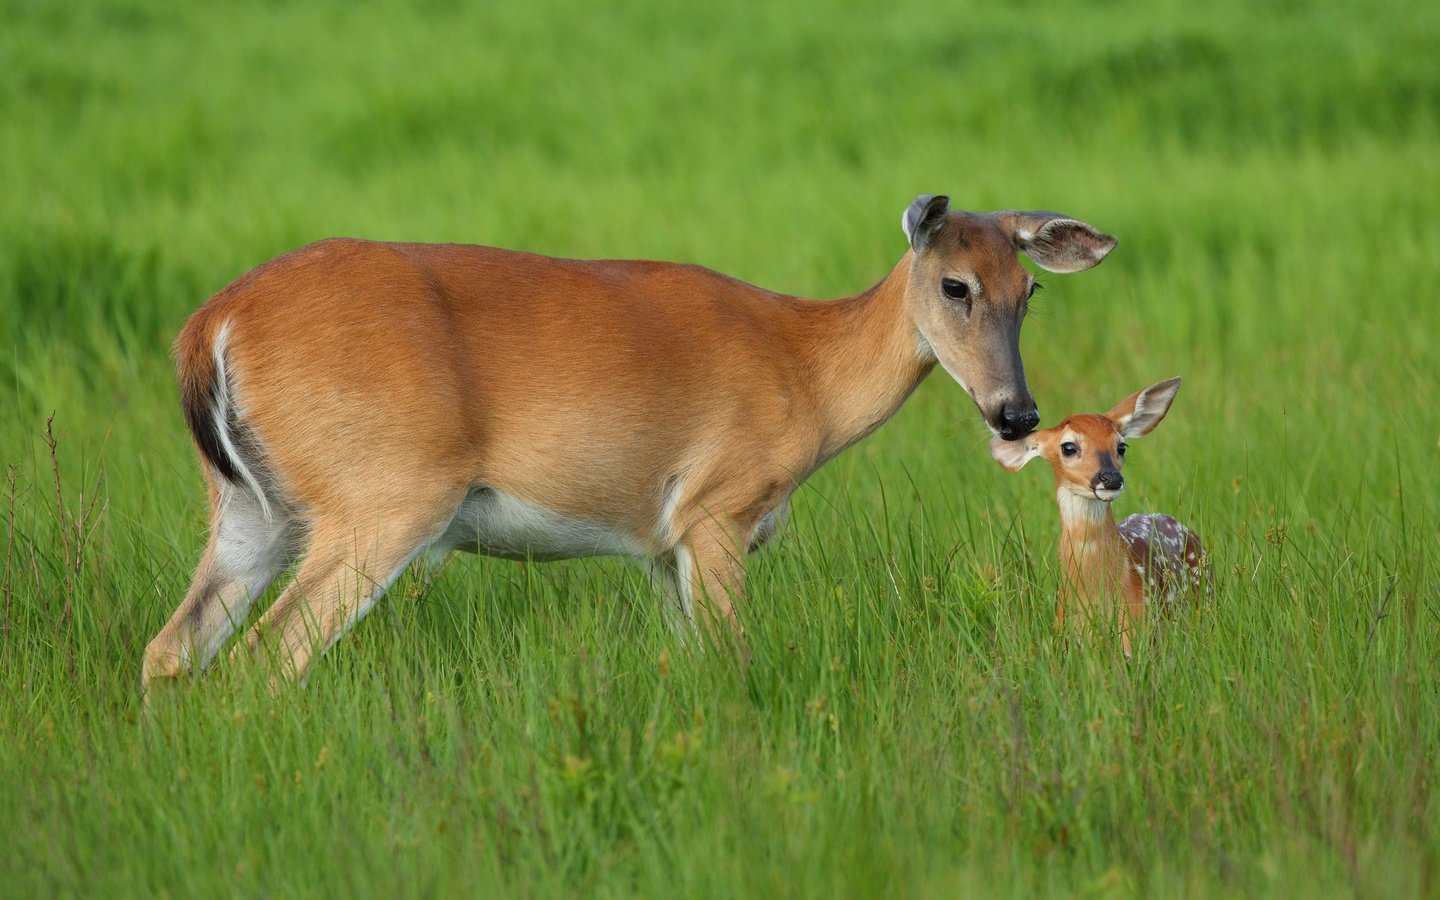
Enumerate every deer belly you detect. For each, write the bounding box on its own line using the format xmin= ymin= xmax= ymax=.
xmin=436 ymin=486 xmax=642 ymax=561
xmin=1119 ymin=513 xmax=1208 ymax=604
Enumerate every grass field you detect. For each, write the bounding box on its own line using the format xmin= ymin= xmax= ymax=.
xmin=2 ymin=0 xmax=1438 ymax=895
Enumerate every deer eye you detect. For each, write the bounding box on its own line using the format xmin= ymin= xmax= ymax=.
xmin=1117 ymin=443 xmax=1127 ymax=457
xmin=1060 ymin=442 xmax=1079 ymax=457
xmin=941 ymin=278 xmax=970 ymax=304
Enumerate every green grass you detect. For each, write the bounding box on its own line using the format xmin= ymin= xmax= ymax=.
xmin=2 ymin=0 xmax=1438 ymax=895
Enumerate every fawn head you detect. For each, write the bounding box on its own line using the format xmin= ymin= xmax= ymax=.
xmin=989 ymin=377 xmax=1182 ymax=501
xmin=901 ymin=195 xmax=1117 ymax=440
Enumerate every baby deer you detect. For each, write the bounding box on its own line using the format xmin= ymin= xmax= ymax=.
xmin=989 ymin=377 xmax=1209 ymax=652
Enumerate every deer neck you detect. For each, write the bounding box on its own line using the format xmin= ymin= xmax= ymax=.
xmin=1056 ymin=490 xmax=1128 ymax=606
xmin=789 ymin=258 xmax=935 ymax=464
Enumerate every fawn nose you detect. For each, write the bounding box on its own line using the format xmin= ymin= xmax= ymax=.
xmin=1096 ymin=470 xmax=1124 ymax=492
xmin=996 ymin=405 xmax=1040 ymax=441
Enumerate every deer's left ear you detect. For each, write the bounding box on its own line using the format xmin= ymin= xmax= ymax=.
xmin=1106 ymin=377 xmax=1182 ymax=438
xmin=990 ymin=436 xmax=1041 ymax=472
xmin=902 ymin=194 xmax=950 ymax=253
xmin=990 ymin=210 xmax=1117 ymax=273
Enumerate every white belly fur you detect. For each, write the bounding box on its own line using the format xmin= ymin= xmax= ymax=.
xmin=436 ymin=487 xmax=641 ymax=562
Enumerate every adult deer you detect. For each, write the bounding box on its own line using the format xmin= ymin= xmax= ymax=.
xmin=142 ymin=195 xmax=1116 ymax=691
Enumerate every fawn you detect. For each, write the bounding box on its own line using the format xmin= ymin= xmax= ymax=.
xmin=989 ymin=377 xmax=1209 ymax=652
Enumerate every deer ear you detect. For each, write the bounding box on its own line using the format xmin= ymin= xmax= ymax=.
xmin=991 ymin=210 xmax=1117 ymax=273
xmin=902 ymin=194 xmax=950 ymax=253
xmin=990 ymin=435 xmax=1041 ymax=472
xmin=1106 ymin=377 xmax=1182 ymax=438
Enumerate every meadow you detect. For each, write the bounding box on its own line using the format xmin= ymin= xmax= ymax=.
xmin=2 ymin=0 xmax=1437 ymax=895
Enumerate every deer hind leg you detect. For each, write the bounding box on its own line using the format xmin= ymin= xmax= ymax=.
xmin=236 ymin=493 xmax=459 ymax=686
xmin=143 ymin=480 xmax=294 ymax=692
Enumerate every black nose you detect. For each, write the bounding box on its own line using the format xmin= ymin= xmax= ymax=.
xmin=1097 ymin=471 xmax=1124 ymax=491
xmin=997 ymin=405 xmax=1040 ymax=441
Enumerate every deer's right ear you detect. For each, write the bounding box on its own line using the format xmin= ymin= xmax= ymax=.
xmin=902 ymin=194 xmax=950 ymax=253
xmin=991 ymin=210 xmax=1117 ymax=273
xmin=990 ymin=436 xmax=1040 ymax=472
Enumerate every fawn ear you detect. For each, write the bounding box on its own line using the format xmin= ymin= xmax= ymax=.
xmin=1106 ymin=377 xmax=1182 ymax=438
xmin=990 ymin=435 xmax=1041 ymax=472
xmin=902 ymin=194 xmax=950 ymax=253
xmin=990 ymin=210 xmax=1117 ymax=273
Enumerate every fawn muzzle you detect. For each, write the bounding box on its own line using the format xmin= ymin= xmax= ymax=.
xmin=1094 ymin=469 xmax=1124 ymax=493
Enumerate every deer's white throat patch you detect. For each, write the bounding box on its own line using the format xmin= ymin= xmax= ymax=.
xmin=1057 ymin=488 xmax=1110 ymax=524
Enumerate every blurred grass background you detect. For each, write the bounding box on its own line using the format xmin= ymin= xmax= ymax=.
xmin=1 ymin=0 xmax=1437 ymax=896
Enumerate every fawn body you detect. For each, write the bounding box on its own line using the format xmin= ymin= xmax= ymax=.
xmin=142 ymin=196 xmax=1118 ymax=690
xmin=990 ymin=378 xmax=1209 ymax=651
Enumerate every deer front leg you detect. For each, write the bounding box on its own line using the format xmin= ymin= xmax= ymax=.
xmin=1119 ymin=576 xmax=1147 ymax=657
xmin=675 ymin=517 xmax=748 ymax=647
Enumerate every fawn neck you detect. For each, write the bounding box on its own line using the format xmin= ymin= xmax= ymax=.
xmin=789 ymin=258 xmax=935 ymax=463
xmin=1055 ymin=489 xmax=1129 ymax=607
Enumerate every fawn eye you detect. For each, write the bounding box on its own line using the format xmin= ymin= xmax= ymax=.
xmin=941 ymin=278 xmax=970 ymax=305
xmin=1060 ymin=442 xmax=1079 ymax=457
xmin=1117 ymin=443 xmax=1127 ymax=457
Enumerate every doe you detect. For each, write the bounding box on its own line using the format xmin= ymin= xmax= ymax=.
xmin=989 ymin=377 xmax=1210 ymax=652
xmin=142 ymin=195 xmax=1117 ymax=691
